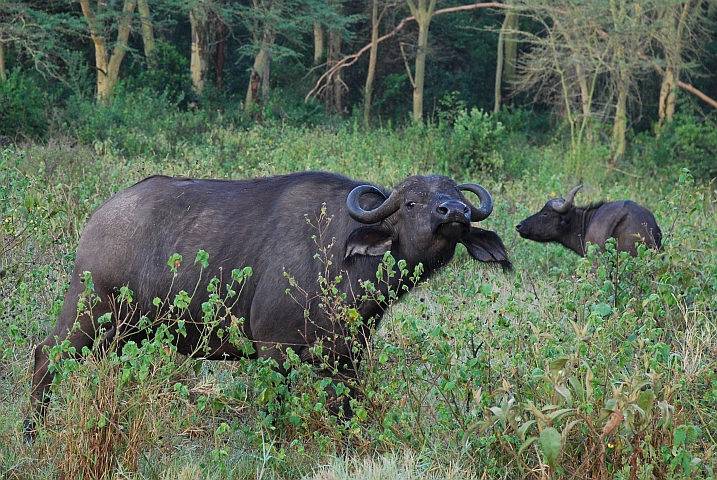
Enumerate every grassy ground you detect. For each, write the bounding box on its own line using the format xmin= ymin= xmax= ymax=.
xmin=0 ymin=123 xmax=715 ymax=479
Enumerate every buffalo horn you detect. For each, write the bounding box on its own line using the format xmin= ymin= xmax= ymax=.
xmin=553 ymin=184 xmax=583 ymax=213
xmin=346 ymin=185 xmax=400 ymax=224
xmin=457 ymin=183 xmax=493 ymax=222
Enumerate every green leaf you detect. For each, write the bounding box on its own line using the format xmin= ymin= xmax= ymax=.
xmin=518 ymin=420 xmax=537 ymax=441
xmin=592 ymin=303 xmax=613 ymax=317
xmin=195 ymin=249 xmax=209 ymax=268
xmin=549 ymin=357 xmax=569 ymax=377
xmin=673 ymin=425 xmax=688 ymax=455
xmin=568 ymin=376 xmax=584 ymax=403
xmin=547 ymin=408 xmax=577 ymax=423
xmin=585 ymin=367 xmax=594 ymax=401
xmin=518 ymin=436 xmax=538 ymax=458
xmin=554 ymin=385 xmax=573 ymax=407
xmin=540 ymin=427 xmax=562 ymax=468
xmin=658 ymin=400 xmax=674 ymax=430
xmin=637 ymin=389 xmax=655 ymax=415
xmin=168 ymin=253 xmax=183 ymax=272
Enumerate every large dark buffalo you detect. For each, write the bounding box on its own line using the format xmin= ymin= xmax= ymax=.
xmin=27 ymin=171 xmax=510 ymax=439
xmin=516 ymin=184 xmax=662 ymax=256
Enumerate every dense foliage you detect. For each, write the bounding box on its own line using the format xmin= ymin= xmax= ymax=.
xmin=1 ymin=0 xmax=716 ymax=170
xmin=0 ymin=95 xmax=715 ymax=478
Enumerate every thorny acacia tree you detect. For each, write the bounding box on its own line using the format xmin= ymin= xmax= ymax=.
xmin=404 ymin=0 xmax=437 ymax=123
xmin=0 ymin=1 xmax=81 ymax=87
xmin=494 ymin=8 xmax=519 ymax=112
xmin=514 ymin=0 xmax=714 ymax=162
xmin=651 ymin=0 xmax=709 ymax=128
xmin=236 ymin=0 xmax=335 ymax=114
xmin=79 ymin=0 xmax=137 ymax=103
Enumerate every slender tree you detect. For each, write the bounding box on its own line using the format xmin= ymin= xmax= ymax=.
xmin=405 ymin=0 xmax=437 ymax=123
xmin=215 ymin=9 xmax=227 ymax=89
xmin=326 ymin=1 xmax=344 ymax=114
xmin=364 ymin=0 xmax=399 ymax=125
xmin=190 ymin=2 xmax=210 ymax=93
xmin=137 ymin=0 xmax=156 ymax=67
xmin=0 ymin=40 xmax=5 ymax=82
xmin=653 ymin=0 xmax=706 ymax=127
xmin=494 ymin=9 xmax=518 ymax=112
xmin=79 ymin=0 xmax=137 ymax=103
xmin=314 ymin=20 xmax=325 ymax=67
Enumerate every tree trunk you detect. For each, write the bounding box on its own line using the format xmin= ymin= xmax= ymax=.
xmin=215 ymin=16 xmax=226 ymax=89
xmin=493 ymin=17 xmax=504 ymax=113
xmin=574 ymin=62 xmax=595 ymax=143
xmin=407 ymin=0 xmax=437 ymax=123
xmin=245 ymin=30 xmax=274 ymax=114
xmin=0 ymin=41 xmax=6 ymax=82
xmin=612 ymin=77 xmax=628 ymax=162
xmin=327 ymin=29 xmax=343 ymax=114
xmin=364 ymin=0 xmax=381 ymax=125
xmin=190 ymin=5 xmax=210 ymax=93
xmin=495 ymin=10 xmax=518 ymax=112
xmin=79 ymin=0 xmax=137 ymax=103
xmin=314 ymin=21 xmax=324 ymax=66
xmin=137 ymin=0 xmax=155 ymax=67
xmin=658 ymin=65 xmax=678 ymax=127
xmin=657 ymin=2 xmax=691 ymax=127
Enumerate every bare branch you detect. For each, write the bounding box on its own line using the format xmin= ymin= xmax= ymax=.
xmin=306 ymin=2 xmax=512 ymax=101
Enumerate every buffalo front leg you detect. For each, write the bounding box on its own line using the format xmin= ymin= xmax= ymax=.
xmin=24 ymin=300 xmax=112 ymax=444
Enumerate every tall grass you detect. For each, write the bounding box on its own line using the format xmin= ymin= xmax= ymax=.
xmin=0 ymin=115 xmax=715 ymax=479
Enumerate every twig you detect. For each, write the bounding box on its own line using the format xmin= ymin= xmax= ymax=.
xmin=306 ymin=2 xmax=511 ymax=101
xmin=601 ymin=163 xmax=644 ymax=178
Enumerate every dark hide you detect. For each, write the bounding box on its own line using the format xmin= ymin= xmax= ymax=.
xmin=26 ymin=171 xmax=510 ymax=440
xmin=516 ymin=196 xmax=662 ymax=256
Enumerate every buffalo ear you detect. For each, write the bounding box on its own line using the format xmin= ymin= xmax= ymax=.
xmin=461 ymin=227 xmax=513 ymax=271
xmin=344 ymin=227 xmax=394 ymax=259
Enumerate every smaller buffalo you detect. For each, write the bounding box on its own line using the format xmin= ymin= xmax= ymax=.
xmin=516 ymin=184 xmax=662 ymax=256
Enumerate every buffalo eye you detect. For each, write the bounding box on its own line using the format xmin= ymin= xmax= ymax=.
xmin=405 ymin=201 xmax=416 ymax=210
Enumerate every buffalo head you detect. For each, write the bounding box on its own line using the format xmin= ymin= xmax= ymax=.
xmin=346 ymin=175 xmax=510 ymax=271
xmin=516 ymin=184 xmax=583 ymax=243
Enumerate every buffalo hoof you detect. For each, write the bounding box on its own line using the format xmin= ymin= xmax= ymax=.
xmin=23 ymin=418 xmax=38 ymax=445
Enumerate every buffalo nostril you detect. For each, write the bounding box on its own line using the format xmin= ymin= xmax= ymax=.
xmin=437 ymin=200 xmax=469 ymax=218
xmin=516 ymin=223 xmax=521 ymax=229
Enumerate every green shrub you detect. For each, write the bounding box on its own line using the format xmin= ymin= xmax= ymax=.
xmin=0 ymin=69 xmax=48 ymax=139
xmin=125 ymin=42 xmax=192 ymax=105
xmin=629 ymin=105 xmax=717 ymax=181
xmin=434 ymin=106 xmax=506 ymax=176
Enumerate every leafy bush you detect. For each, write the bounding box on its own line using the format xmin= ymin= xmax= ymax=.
xmin=629 ymin=106 xmax=717 ymax=181
xmin=434 ymin=106 xmax=506 ymax=176
xmin=0 ymin=69 xmax=48 ymax=139
xmin=125 ymin=42 xmax=193 ymax=105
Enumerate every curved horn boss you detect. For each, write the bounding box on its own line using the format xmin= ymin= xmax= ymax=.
xmin=346 ymin=184 xmax=400 ymax=224
xmin=457 ymin=183 xmax=494 ymax=222
xmin=553 ymin=184 xmax=583 ymax=214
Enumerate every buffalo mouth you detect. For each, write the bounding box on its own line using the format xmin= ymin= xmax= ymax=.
xmin=515 ymin=223 xmax=532 ymax=238
xmin=436 ymin=219 xmax=471 ymax=238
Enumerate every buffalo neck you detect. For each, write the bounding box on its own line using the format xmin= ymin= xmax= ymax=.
xmin=561 ymin=206 xmax=601 ymax=256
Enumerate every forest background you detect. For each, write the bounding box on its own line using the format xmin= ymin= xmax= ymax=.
xmin=1 ymin=0 xmax=717 ymax=479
